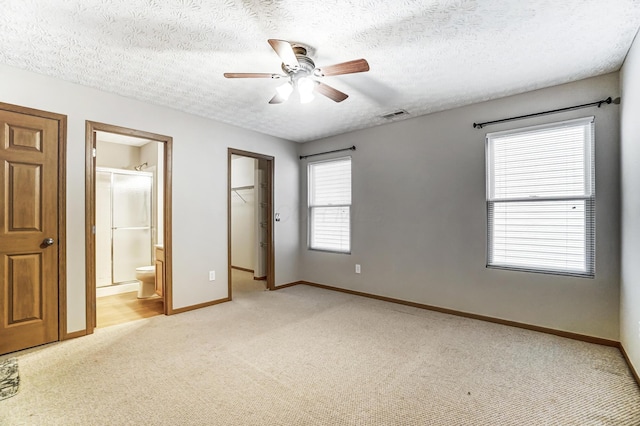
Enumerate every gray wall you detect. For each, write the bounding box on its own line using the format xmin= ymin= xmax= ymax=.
xmin=0 ymin=63 xmax=300 ymax=332
xmin=299 ymin=73 xmax=621 ymax=340
xmin=620 ymin=31 xmax=640 ymax=374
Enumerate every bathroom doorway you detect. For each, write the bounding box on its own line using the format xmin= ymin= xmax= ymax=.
xmin=85 ymin=122 xmax=173 ymax=331
xmin=228 ymin=149 xmax=274 ymax=298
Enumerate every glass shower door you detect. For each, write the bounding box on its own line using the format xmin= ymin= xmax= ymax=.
xmin=112 ymin=173 xmax=152 ymax=283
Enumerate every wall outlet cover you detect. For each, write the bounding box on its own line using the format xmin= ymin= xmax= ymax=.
xmin=209 ymin=271 xmax=216 ymax=281
xmin=355 ymin=264 xmax=361 ymax=274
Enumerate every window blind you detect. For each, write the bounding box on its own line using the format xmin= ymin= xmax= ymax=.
xmin=308 ymin=157 xmax=351 ymax=253
xmin=486 ymin=117 xmax=595 ymax=277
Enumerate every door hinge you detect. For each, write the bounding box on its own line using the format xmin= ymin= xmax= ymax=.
xmin=92 ymin=148 xmax=97 ymax=158
xmin=92 ymin=225 xmax=96 ymax=234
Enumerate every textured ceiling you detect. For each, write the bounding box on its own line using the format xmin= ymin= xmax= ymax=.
xmin=1 ymin=0 xmax=639 ymax=143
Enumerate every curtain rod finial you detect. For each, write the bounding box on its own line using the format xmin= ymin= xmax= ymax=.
xmin=613 ymin=97 xmax=621 ymax=105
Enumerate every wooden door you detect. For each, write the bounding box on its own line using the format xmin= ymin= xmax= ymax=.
xmin=0 ymin=108 xmax=60 ymax=354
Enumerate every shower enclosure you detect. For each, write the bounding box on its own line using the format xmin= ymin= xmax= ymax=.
xmin=96 ymin=167 xmax=153 ymax=288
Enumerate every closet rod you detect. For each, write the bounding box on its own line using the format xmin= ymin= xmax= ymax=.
xmin=300 ymin=145 xmax=356 ymax=160
xmin=473 ymin=96 xmax=620 ymax=129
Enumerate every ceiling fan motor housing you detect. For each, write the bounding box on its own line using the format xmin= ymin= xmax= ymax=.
xmin=282 ymin=45 xmax=316 ymax=77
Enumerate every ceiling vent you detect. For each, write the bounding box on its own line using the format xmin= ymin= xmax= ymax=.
xmin=381 ymin=110 xmax=409 ymax=120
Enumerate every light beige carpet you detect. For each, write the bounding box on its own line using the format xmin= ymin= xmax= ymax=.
xmin=1 ymin=270 xmax=639 ymax=425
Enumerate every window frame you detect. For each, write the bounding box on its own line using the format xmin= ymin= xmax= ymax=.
xmin=307 ymin=156 xmax=352 ymax=254
xmin=485 ymin=117 xmax=595 ymax=278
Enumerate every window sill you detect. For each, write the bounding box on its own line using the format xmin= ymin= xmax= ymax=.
xmin=308 ymin=248 xmax=351 ymax=255
xmin=486 ymin=264 xmax=594 ymax=279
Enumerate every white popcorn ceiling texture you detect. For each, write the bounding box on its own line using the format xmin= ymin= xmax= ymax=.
xmin=0 ymin=0 xmax=638 ymax=143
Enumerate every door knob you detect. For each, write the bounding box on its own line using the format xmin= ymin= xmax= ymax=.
xmin=43 ymin=238 xmax=55 ymax=246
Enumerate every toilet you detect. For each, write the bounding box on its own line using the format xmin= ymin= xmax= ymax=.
xmin=135 ymin=265 xmax=156 ymax=298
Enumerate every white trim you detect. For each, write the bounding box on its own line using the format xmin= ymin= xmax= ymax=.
xmin=485 ymin=116 xmax=595 ymax=139
xmin=485 ymin=117 xmax=595 ymax=277
xmin=307 ymin=156 xmax=352 ymax=254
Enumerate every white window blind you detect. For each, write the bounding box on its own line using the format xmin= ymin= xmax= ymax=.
xmin=308 ymin=157 xmax=351 ymax=253
xmin=486 ymin=117 xmax=595 ymax=277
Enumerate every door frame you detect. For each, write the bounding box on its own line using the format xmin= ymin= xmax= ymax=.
xmin=0 ymin=102 xmax=68 ymax=340
xmin=228 ymin=148 xmax=275 ymax=297
xmin=85 ymin=121 xmax=173 ymax=332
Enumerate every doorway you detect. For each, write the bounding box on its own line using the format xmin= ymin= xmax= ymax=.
xmin=0 ymin=102 xmax=66 ymax=355
xmin=228 ymin=149 xmax=274 ymax=298
xmin=86 ymin=122 xmax=173 ymax=331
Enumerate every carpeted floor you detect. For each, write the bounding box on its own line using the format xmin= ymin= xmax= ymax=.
xmin=1 ymin=270 xmax=639 ymax=425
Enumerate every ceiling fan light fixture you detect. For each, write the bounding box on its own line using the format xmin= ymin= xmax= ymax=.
xmin=275 ymin=82 xmax=294 ymax=100
xmin=297 ymin=77 xmax=315 ymax=95
xmin=299 ymin=91 xmax=315 ymax=104
xmin=297 ymin=77 xmax=316 ymax=104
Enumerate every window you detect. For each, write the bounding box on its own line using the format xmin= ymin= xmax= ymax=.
xmin=486 ymin=117 xmax=595 ymax=277
xmin=308 ymin=157 xmax=351 ymax=253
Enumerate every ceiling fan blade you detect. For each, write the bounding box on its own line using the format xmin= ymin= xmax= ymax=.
xmin=317 ymin=59 xmax=370 ymax=77
xmin=267 ymin=39 xmax=299 ymax=68
xmin=315 ymin=82 xmax=348 ymax=103
xmin=224 ymin=73 xmax=282 ymax=79
xmin=268 ymin=93 xmax=287 ymax=104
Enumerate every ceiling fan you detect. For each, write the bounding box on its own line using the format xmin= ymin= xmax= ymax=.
xmin=224 ymin=39 xmax=370 ymax=104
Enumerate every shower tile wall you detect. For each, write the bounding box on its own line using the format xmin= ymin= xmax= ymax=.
xmin=140 ymin=141 xmax=164 ymax=247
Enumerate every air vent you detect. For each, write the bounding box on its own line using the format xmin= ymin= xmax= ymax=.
xmin=381 ymin=110 xmax=409 ymax=120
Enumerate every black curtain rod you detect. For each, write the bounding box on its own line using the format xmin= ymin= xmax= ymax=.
xmin=300 ymin=145 xmax=356 ymax=160
xmin=473 ymin=96 xmax=620 ymax=129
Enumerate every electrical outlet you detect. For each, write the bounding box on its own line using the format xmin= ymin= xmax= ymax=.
xmin=638 ymin=321 xmax=640 ymax=340
xmin=209 ymin=271 xmax=215 ymax=281
xmin=355 ymin=264 xmax=361 ymax=274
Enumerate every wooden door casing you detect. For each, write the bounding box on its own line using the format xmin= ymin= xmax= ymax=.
xmin=85 ymin=120 xmax=173 ymax=324
xmin=227 ymin=148 xmax=275 ymax=300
